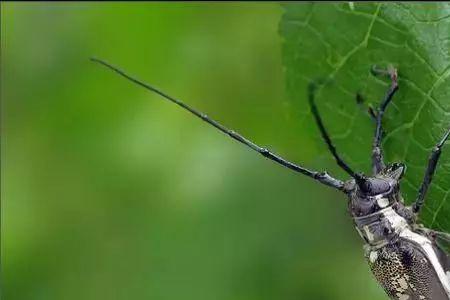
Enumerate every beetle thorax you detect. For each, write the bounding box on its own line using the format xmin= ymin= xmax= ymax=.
xmin=346 ymin=177 xmax=398 ymax=218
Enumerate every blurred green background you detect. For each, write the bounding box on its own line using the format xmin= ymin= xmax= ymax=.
xmin=2 ymin=3 xmax=387 ymax=300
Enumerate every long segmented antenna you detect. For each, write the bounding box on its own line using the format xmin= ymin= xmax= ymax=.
xmin=91 ymin=57 xmax=346 ymax=191
xmin=308 ymin=83 xmax=367 ymax=187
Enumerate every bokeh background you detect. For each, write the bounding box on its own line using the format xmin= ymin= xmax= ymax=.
xmin=2 ymin=3 xmax=387 ymax=300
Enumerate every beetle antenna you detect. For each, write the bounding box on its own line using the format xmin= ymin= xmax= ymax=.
xmin=90 ymin=57 xmax=346 ymax=191
xmin=308 ymin=82 xmax=367 ymax=186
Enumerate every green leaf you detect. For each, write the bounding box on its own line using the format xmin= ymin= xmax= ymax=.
xmin=280 ymin=3 xmax=450 ymax=232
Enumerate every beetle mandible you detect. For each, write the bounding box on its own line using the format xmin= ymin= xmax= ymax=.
xmin=92 ymin=58 xmax=450 ymax=300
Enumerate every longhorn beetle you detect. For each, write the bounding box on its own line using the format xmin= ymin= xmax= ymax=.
xmin=91 ymin=57 xmax=450 ymax=300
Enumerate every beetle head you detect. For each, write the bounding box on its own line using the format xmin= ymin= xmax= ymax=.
xmin=352 ymin=163 xmax=405 ymax=197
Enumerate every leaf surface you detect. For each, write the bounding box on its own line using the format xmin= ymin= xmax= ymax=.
xmin=280 ymin=3 xmax=450 ymax=232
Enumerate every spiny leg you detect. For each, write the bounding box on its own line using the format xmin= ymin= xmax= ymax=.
xmin=412 ymin=127 xmax=450 ymax=214
xmin=355 ymin=92 xmax=378 ymax=123
xmin=91 ymin=58 xmax=346 ymax=191
xmin=429 ymin=230 xmax=450 ymax=243
xmin=356 ymin=92 xmax=389 ymax=138
xmin=371 ymin=66 xmax=399 ymax=175
xmin=308 ymin=83 xmax=366 ymax=186
xmin=367 ymin=105 xmax=378 ymax=123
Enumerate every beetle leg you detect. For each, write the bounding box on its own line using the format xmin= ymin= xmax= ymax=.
xmin=430 ymin=230 xmax=450 ymax=243
xmin=413 ymin=127 xmax=450 ymax=214
xmin=371 ymin=65 xmax=399 ymax=175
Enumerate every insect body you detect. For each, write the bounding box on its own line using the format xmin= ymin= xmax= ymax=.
xmin=92 ymin=58 xmax=450 ymax=300
xmin=351 ymin=169 xmax=450 ymax=300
